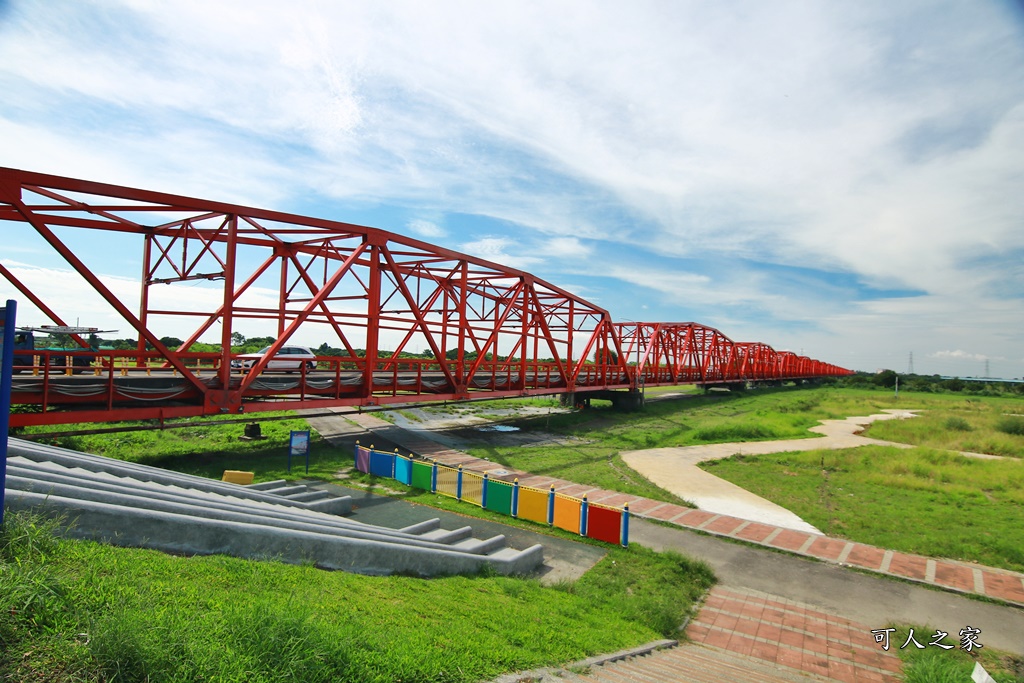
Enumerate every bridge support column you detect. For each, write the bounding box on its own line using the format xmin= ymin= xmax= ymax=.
xmin=610 ymin=389 xmax=644 ymax=411
xmin=575 ymin=389 xmax=644 ymax=411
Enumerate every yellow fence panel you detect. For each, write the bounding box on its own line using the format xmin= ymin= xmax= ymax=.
xmin=436 ymin=465 xmax=459 ymax=498
xmin=461 ymin=471 xmax=483 ymax=506
xmin=517 ymin=486 xmax=549 ymax=524
xmin=553 ymin=494 xmax=582 ymax=534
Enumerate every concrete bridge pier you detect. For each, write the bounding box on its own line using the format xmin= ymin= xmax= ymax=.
xmin=563 ymin=389 xmax=644 ymax=411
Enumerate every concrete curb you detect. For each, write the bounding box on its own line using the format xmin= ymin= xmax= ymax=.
xmin=487 ymin=639 xmax=678 ymax=683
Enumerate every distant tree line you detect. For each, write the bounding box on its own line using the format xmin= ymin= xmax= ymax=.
xmin=830 ymin=371 xmax=1024 ymax=396
xmin=92 ymin=334 xmax=554 ymax=363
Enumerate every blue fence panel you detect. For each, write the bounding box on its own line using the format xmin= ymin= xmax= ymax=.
xmin=394 ymin=456 xmax=413 ymax=485
xmin=369 ymin=450 xmax=395 ymax=478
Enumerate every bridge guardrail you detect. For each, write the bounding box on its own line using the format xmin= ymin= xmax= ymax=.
xmin=353 ymin=443 xmax=629 ymax=547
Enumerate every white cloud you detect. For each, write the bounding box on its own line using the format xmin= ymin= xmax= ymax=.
xmin=406 ymin=219 xmax=446 ymax=239
xmin=931 ymin=350 xmax=998 ymax=362
xmin=1 ymin=0 xmax=1022 ymax=377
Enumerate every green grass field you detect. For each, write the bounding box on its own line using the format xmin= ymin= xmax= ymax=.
xmin=0 ymin=511 xmax=714 ymax=682
xmin=700 ymin=445 xmax=1024 ymax=571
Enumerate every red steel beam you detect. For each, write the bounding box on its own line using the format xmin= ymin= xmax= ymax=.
xmin=0 ymin=166 xmax=852 ymax=426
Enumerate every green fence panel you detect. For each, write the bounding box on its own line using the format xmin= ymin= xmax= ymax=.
xmin=484 ymin=478 xmax=514 ymax=515
xmin=411 ymin=460 xmax=433 ymax=491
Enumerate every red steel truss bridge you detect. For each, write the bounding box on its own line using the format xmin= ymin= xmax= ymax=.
xmin=0 ymin=167 xmax=852 ymax=427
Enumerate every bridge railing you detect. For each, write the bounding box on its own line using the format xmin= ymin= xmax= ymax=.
xmin=353 ymin=443 xmax=630 ymax=547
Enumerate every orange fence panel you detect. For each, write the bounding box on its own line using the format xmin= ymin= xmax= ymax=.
xmin=553 ymin=494 xmax=582 ymax=534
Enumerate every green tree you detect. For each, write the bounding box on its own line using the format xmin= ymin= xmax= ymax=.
xmin=873 ymin=369 xmax=898 ymax=388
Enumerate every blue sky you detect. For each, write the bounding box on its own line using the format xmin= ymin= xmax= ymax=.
xmin=1 ymin=0 xmax=1023 ymax=377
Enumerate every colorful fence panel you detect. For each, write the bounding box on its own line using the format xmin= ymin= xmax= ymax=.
xmin=553 ymin=494 xmax=582 ymax=534
xmin=355 ymin=445 xmax=370 ymax=473
xmin=394 ymin=456 xmax=413 ymax=486
xmin=436 ymin=465 xmax=459 ymax=498
xmin=351 ymin=444 xmax=627 ymax=546
xmin=517 ymin=486 xmax=549 ymax=524
xmin=484 ymin=478 xmax=514 ymax=515
xmin=586 ymin=503 xmax=623 ymax=545
xmin=411 ymin=460 xmax=433 ymax=490
xmin=369 ymin=450 xmax=395 ymax=478
xmin=461 ymin=471 xmax=484 ymax=506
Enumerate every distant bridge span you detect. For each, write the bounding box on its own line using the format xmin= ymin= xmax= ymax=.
xmin=0 ymin=167 xmax=851 ymax=427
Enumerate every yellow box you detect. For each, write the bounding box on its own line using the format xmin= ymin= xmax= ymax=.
xmin=222 ymin=470 xmax=254 ymax=485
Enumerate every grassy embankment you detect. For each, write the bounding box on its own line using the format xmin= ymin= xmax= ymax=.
xmin=6 ymin=409 xmax=714 ymax=681
xmin=0 ymin=512 xmax=714 ymax=682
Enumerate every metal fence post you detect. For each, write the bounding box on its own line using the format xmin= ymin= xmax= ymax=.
xmin=547 ymin=485 xmax=555 ymax=526
xmin=512 ymin=478 xmax=520 ymax=517
xmin=0 ymin=300 xmax=16 ymax=527
xmin=431 ymin=459 xmax=438 ymax=492
xmin=456 ymin=465 xmax=463 ymax=501
xmin=481 ymin=473 xmax=489 ymax=509
xmin=622 ymin=503 xmax=630 ymax=548
xmin=580 ymin=495 xmax=589 ymax=537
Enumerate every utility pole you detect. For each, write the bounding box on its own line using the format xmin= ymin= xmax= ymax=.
xmin=908 ymin=351 xmax=914 ymax=375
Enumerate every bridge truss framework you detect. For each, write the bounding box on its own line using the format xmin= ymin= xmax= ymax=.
xmin=0 ymin=167 xmax=852 ymax=427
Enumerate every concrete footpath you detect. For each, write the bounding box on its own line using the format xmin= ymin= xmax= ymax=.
xmin=304 ymin=409 xmax=1024 ymax=681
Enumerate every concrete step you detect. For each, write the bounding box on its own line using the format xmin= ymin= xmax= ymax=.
xmin=570 ymin=644 xmax=831 ymax=683
xmin=5 ymin=438 xmax=546 ymax=577
xmin=285 ymin=490 xmax=331 ymax=503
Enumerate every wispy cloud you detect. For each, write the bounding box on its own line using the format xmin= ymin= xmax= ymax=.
xmin=1 ymin=0 xmax=1021 ymax=377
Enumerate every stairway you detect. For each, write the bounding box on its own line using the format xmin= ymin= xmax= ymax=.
xmin=3 ymin=438 xmax=544 ymax=577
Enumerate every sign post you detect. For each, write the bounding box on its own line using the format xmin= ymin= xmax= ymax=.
xmin=1 ymin=300 xmax=17 ymax=526
xmin=288 ymin=429 xmax=311 ymax=474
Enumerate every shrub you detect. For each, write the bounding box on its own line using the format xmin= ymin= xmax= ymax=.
xmin=944 ymin=417 xmax=972 ymax=432
xmin=995 ymin=416 xmax=1024 ymax=436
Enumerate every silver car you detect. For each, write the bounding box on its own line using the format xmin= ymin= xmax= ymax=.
xmin=231 ymin=345 xmax=317 ymax=372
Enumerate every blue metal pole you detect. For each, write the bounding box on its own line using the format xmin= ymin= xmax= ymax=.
xmin=580 ymin=496 xmax=589 ymax=537
xmin=512 ymin=478 xmax=519 ymax=517
xmin=481 ymin=473 xmax=489 ymax=509
xmin=622 ymin=504 xmax=630 ymax=548
xmin=456 ymin=465 xmax=463 ymax=501
xmin=1 ymin=300 xmax=17 ymax=527
xmin=547 ymin=485 xmax=555 ymax=526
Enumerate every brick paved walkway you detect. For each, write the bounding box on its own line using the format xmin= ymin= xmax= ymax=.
xmin=684 ymin=586 xmax=903 ymax=682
